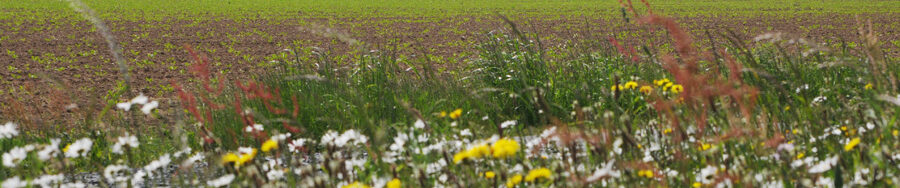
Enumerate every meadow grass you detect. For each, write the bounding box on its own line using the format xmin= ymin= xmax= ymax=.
xmin=3 ymin=1 xmax=900 ymax=187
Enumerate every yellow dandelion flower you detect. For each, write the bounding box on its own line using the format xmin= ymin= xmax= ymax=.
xmin=654 ymin=78 xmax=670 ymax=86
xmin=471 ymin=144 xmax=491 ymax=157
xmin=525 ymin=168 xmax=552 ymax=182
xmin=797 ymin=152 xmax=805 ymax=159
xmin=670 ymin=84 xmax=684 ymax=94
xmin=865 ymin=83 xmax=873 ymax=90
xmin=840 ymin=126 xmax=847 ymax=131
xmin=491 ymin=138 xmax=520 ymax=158
xmin=693 ymin=182 xmax=702 ymax=188
xmin=637 ymin=170 xmax=654 ymax=178
xmin=700 ymin=143 xmax=712 ymax=151
xmin=844 ymin=137 xmax=861 ymax=151
xmin=236 ymin=148 xmax=257 ymax=167
xmin=483 ymin=171 xmax=496 ymax=179
xmin=63 ymin=144 xmax=71 ymax=153
xmin=342 ymin=181 xmax=370 ymax=188
xmin=261 ymin=139 xmax=278 ymax=152
xmin=452 ymin=151 xmax=470 ymax=164
xmin=386 ymin=179 xmax=401 ymax=188
xmin=453 ymin=144 xmax=490 ymax=164
xmin=624 ymin=81 xmax=638 ymax=89
xmin=506 ymin=174 xmax=523 ymax=187
xmin=439 ymin=111 xmax=447 ymax=117
xmin=639 ymin=86 xmax=653 ymax=94
xmin=893 ymin=130 xmax=899 ymax=137
xmin=222 ymin=153 xmax=239 ymax=166
xmin=663 ymin=128 xmax=672 ymax=134
xmin=611 ymin=84 xmax=623 ymax=92
xmin=449 ymin=108 xmax=463 ymax=119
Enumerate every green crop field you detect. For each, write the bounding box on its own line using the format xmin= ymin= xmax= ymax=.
xmin=2 ymin=0 xmax=900 ymax=187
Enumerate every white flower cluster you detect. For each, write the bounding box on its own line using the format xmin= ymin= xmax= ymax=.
xmin=65 ymin=138 xmax=93 ymax=158
xmin=320 ymin=129 xmax=368 ymax=147
xmin=115 ymin=94 xmax=160 ymax=114
xmin=0 ymin=122 xmax=19 ymax=139
xmin=111 ymin=132 xmax=140 ymax=154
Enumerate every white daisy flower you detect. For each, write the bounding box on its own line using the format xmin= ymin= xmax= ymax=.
xmin=697 ymin=165 xmax=718 ymax=184
xmin=116 ymin=102 xmax=133 ymax=111
xmin=3 ymin=145 xmax=34 ymax=167
xmin=130 ymin=94 xmax=149 ymax=105
xmin=182 ymin=153 xmax=205 ymax=166
xmin=104 ymin=164 xmax=131 ymax=184
xmin=245 ymin=124 xmax=264 ymax=132
xmin=414 ymin=119 xmax=425 ymax=129
xmin=0 ymin=122 xmax=19 ymax=139
xmin=500 ymin=120 xmax=517 ymax=129
xmin=64 ymin=138 xmax=93 ymax=158
xmin=238 ymin=147 xmax=254 ymax=155
xmin=271 ymin=133 xmax=291 ymax=142
xmin=38 ymin=138 xmax=62 ymax=161
xmin=267 ymin=169 xmax=285 ymax=180
xmin=2 ymin=176 xmax=27 ymax=188
xmin=288 ymin=139 xmax=307 ymax=153
xmin=460 ymin=129 xmax=472 ymax=137
xmin=131 ymin=170 xmax=147 ymax=186
xmin=32 ymin=174 xmax=65 ymax=188
xmin=111 ymin=133 xmax=140 ymax=154
xmin=808 ymin=156 xmax=839 ymax=174
xmin=207 ymin=174 xmax=235 ymax=187
xmin=140 ymin=100 xmax=159 ymax=115
xmin=586 ymin=159 xmax=620 ymax=182
xmin=143 ymin=154 xmax=171 ymax=176
xmin=59 ymin=182 xmax=87 ymax=188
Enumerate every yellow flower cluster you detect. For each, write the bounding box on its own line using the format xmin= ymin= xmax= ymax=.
xmin=386 ymin=179 xmax=401 ymax=188
xmin=491 ymin=138 xmax=520 ymax=158
xmin=637 ymin=169 xmax=654 ymax=178
xmin=524 ymin=168 xmax=552 ymax=182
xmin=844 ymin=137 xmax=861 ymax=151
xmin=506 ymin=174 xmax=523 ymax=187
xmin=453 ymin=144 xmax=491 ymax=164
xmin=261 ymin=139 xmax=278 ymax=152
xmin=222 ymin=148 xmax=257 ymax=168
xmin=699 ymin=143 xmax=712 ymax=151
xmin=454 ymin=138 xmax=521 ymax=164
xmin=342 ymin=182 xmax=370 ymax=188
xmin=612 ymin=78 xmax=683 ymax=95
xmin=482 ymin=171 xmax=496 ymax=179
xmin=439 ymin=108 xmax=464 ymax=119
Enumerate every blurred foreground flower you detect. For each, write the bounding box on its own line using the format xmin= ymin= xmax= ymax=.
xmin=387 ymin=179 xmax=401 ymax=188
xmin=111 ymin=133 xmax=139 ymax=154
xmin=262 ymin=139 xmax=278 ymax=152
xmin=207 ymin=174 xmax=235 ymax=187
xmin=525 ymin=168 xmax=552 ymax=182
xmin=3 ymin=145 xmax=33 ymax=167
xmin=844 ymin=137 xmax=861 ymax=151
xmin=449 ymin=108 xmax=463 ymax=119
xmin=64 ymin=138 xmax=93 ymax=158
xmin=453 ymin=144 xmax=490 ymax=164
xmin=0 ymin=122 xmax=19 ymax=139
xmin=2 ymin=176 xmax=26 ymax=188
xmin=491 ymin=138 xmax=520 ymax=158
xmin=506 ymin=174 xmax=523 ymax=187
xmin=342 ymin=181 xmax=370 ymax=188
